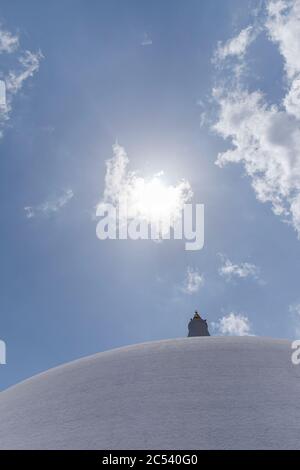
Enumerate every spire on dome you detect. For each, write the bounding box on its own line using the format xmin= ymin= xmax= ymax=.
xmin=188 ymin=310 xmax=210 ymax=337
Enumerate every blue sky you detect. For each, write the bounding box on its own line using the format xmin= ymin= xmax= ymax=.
xmin=1 ymin=0 xmax=300 ymax=388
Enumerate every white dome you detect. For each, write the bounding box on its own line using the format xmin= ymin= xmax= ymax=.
xmin=0 ymin=336 xmax=299 ymax=449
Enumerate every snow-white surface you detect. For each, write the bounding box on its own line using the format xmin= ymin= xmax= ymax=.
xmin=0 ymin=336 xmax=299 ymax=449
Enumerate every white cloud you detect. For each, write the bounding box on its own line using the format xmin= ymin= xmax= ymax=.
xmin=214 ymin=25 xmax=257 ymax=62
xmin=24 ymin=206 xmax=35 ymax=219
xmin=266 ymin=0 xmax=300 ymax=121
xmin=182 ymin=267 xmax=204 ymax=294
xmin=284 ymin=76 xmax=300 ymax=119
xmin=0 ymin=24 xmax=42 ymax=135
xmin=97 ymin=143 xmax=192 ymax=235
xmin=212 ymin=312 xmax=252 ymax=336
xmin=0 ymin=27 xmax=19 ymax=54
xmin=266 ymin=0 xmax=300 ymax=80
xmin=25 ymin=189 xmax=74 ymax=219
xmin=212 ymin=0 xmax=300 ymax=238
xmin=5 ymin=50 xmax=43 ymax=96
xmin=141 ymin=33 xmax=152 ymax=46
xmin=218 ymin=255 xmax=260 ymax=282
xmin=289 ymin=303 xmax=300 ymax=337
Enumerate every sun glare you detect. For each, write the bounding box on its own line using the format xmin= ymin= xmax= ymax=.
xmin=129 ymin=175 xmax=192 ymax=228
xmin=136 ymin=178 xmax=173 ymax=219
xmin=99 ymin=144 xmax=193 ymax=233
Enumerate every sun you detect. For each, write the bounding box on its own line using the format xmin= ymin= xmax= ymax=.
xmin=128 ymin=175 xmax=189 ymax=229
xmin=98 ymin=144 xmax=193 ymax=234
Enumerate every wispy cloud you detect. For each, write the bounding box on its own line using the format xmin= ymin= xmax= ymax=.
xmin=182 ymin=267 xmax=204 ymax=294
xmin=0 ymin=26 xmax=19 ymax=54
xmin=0 ymin=24 xmax=42 ymax=134
xmin=212 ymin=312 xmax=252 ymax=336
xmin=24 ymin=189 xmax=74 ymax=219
xmin=214 ymin=25 xmax=257 ymax=62
xmin=218 ymin=254 xmax=260 ymax=282
xmin=141 ymin=33 xmax=152 ymax=46
xmin=5 ymin=50 xmax=43 ymax=96
xmin=211 ymin=0 xmax=300 ymax=238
